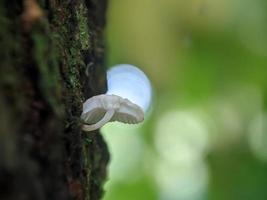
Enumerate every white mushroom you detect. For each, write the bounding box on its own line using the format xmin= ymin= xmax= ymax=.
xmin=81 ymin=64 xmax=152 ymax=132
xmin=81 ymin=94 xmax=144 ymax=131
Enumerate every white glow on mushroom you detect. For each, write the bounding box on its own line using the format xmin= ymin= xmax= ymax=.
xmin=106 ymin=64 xmax=152 ymax=113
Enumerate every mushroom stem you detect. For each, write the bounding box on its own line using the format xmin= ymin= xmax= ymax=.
xmin=82 ymin=109 xmax=115 ymax=131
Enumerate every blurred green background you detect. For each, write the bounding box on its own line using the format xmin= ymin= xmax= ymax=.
xmin=102 ymin=0 xmax=267 ymax=200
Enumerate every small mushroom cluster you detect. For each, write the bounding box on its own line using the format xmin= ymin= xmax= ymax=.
xmin=81 ymin=64 xmax=152 ymax=132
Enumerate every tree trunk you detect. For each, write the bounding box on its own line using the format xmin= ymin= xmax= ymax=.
xmin=0 ymin=0 xmax=109 ymax=200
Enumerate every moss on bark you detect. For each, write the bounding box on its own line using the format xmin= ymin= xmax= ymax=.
xmin=0 ymin=0 xmax=109 ymax=199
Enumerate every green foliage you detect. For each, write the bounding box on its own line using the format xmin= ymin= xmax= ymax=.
xmin=104 ymin=0 xmax=267 ymax=200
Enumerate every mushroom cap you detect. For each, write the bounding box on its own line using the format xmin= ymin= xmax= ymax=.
xmin=81 ymin=94 xmax=144 ymax=127
xmin=106 ymin=64 xmax=152 ymax=112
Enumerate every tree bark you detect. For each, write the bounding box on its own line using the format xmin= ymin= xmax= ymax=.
xmin=0 ymin=0 xmax=109 ymax=199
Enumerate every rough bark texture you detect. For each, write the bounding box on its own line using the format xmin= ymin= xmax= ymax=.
xmin=0 ymin=0 xmax=109 ymax=199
